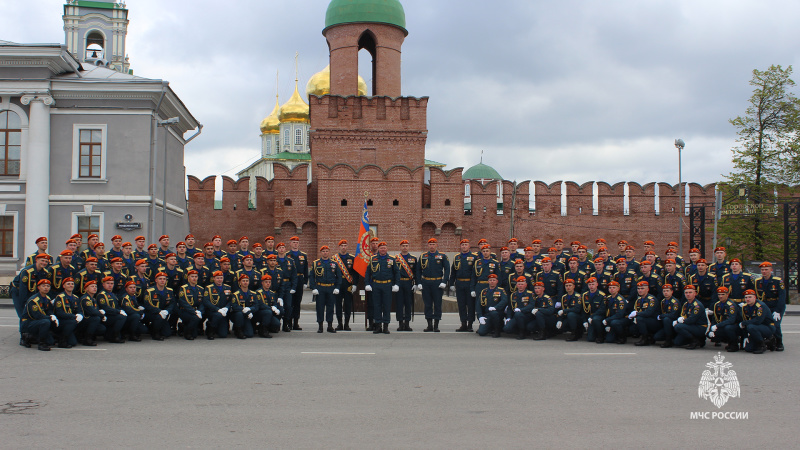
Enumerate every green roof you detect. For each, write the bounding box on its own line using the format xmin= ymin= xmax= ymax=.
xmin=266 ymin=152 xmax=312 ymax=161
xmin=324 ymin=0 xmax=407 ymax=34
xmin=463 ymin=162 xmax=503 ymax=180
xmin=425 ymin=159 xmax=445 ymax=167
xmin=73 ymin=1 xmax=123 ymax=10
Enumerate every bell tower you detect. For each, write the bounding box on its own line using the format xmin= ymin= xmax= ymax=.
xmin=63 ymin=0 xmax=131 ymax=74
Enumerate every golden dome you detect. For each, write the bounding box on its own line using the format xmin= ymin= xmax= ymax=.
xmin=259 ymin=96 xmax=281 ymax=134
xmin=306 ymin=65 xmax=368 ymax=97
xmin=278 ymin=82 xmax=309 ymax=123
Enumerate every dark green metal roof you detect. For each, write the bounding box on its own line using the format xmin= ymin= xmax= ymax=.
xmin=73 ymin=1 xmax=123 ymax=10
xmin=324 ymin=0 xmax=406 ymax=34
xmin=265 ymin=152 xmax=312 ymax=161
xmin=424 ymin=159 xmax=445 ymax=167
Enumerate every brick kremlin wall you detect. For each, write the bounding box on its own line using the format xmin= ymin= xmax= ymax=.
xmin=187 ymin=163 xmax=717 ymax=258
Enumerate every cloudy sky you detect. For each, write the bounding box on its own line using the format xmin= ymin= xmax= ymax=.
xmin=4 ymin=0 xmax=800 ymax=186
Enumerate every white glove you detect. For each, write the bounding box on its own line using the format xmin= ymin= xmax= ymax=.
xmin=247 ymin=313 xmax=253 ymax=319
xmin=278 ymin=298 xmax=284 ymax=306
xmin=739 ymin=322 xmax=745 ymax=329
xmin=657 ymin=315 xmax=661 ymax=320
xmin=290 ymin=289 xmax=296 ymax=294
xmin=479 ymin=317 xmax=486 ymax=325
xmin=706 ymin=308 xmax=713 ymax=316
xmin=417 ymin=284 xmax=423 ymax=291
xmin=195 ymin=310 xmax=202 ymax=318
xmin=583 ymin=322 xmax=589 ymax=330
xmin=708 ymin=331 xmax=715 ymax=338
xmin=102 ymin=316 xmax=107 ymax=322
xmin=76 ymin=314 xmax=84 ymax=323
xmin=449 ymin=286 xmax=456 ymax=293
xmin=470 ymin=291 xmax=476 ymax=297
xmin=633 ymin=318 xmax=638 ymax=324
xmin=739 ymin=302 xmax=746 ymax=307
xmin=242 ymin=307 xmax=251 ymax=314
xmin=138 ymin=306 xmax=145 ymax=311
xmin=333 ymin=289 xmax=339 ymax=295
xmin=555 ymin=302 xmax=561 ymax=309
xmin=532 ymin=308 xmax=539 ymax=315
xmin=100 ymin=310 xmax=106 ymax=315
xmin=588 ymin=318 xmax=593 ymax=324
xmin=677 ymin=317 xmax=685 ymax=324
xmin=602 ymin=320 xmax=607 ymax=326
xmin=159 ymin=310 xmax=168 ymax=319
xmin=773 ymin=312 xmax=781 ymax=321
xmin=672 ymin=320 xmax=678 ymax=327
xmin=349 ymin=285 xmax=357 ymax=293
xmin=605 ymin=326 xmax=611 ymax=332
xmin=628 ymin=311 xmax=636 ymax=319
xmin=304 ymin=284 xmax=309 ymax=290
xmin=272 ymin=306 xmax=279 ymax=314
xmin=312 ymin=289 xmax=319 ymax=296
xmin=504 ymin=318 xmax=510 ymax=324
xmin=556 ymin=321 xmax=562 ymax=329
xmin=50 ymin=314 xmax=57 ymax=322
xmin=120 ymin=310 xmax=127 ymax=317
xmin=219 ymin=307 xmax=229 ymax=315
xmin=365 ymin=285 xmax=372 ymax=292
xmin=558 ymin=310 xmax=564 ymax=316
xmin=438 ymin=283 xmax=446 ymax=289
xmin=514 ymin=308 xmax=521 ymax=313
xmin=711 ymin=325 xmax=717 ymax=332
xmin=488 ymin=307 xmax=496 ymax=312
xmin=392 ymin=285 xmax=399 ymax=293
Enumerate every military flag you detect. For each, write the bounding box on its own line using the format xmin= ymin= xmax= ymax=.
xmin=353 ymin=200 xmax=372 ymax=277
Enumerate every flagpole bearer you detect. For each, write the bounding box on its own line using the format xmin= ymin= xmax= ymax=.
xmin=353 ymin=194 xmax=375 ymax=331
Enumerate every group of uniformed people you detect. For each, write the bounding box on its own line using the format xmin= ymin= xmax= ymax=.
xmin=10 ymin=234 xmax=787 ymax=355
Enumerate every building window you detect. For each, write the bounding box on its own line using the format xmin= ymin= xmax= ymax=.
xmin=265 ymin=139 xmax=271 ymax=154
xmin=341 ymin=199 xmax=347 ymax=206
xmin=73 ymin=213 xmax=104 ymax=251
xmin=367 ymin=199 xmax=373 ymax=206
xmin=0 ymin=110 xmax=21 ymax=176
xmin=284 ymin=199 xmax=292 ymax=206
xmin=72 ymin=124 xmax=107 ymax=181
xmin=393 ymin=199 xmax=399 ymax=206
xmin=0 ymin=215 xmax=13 ymax=257
xmin=464 ymin=183 xmax=470 ymax=197
xmin=445 ymin=199 xmax=451 ymax=206
xmin=295 ymin=129 xmax=303 ymax=145
xmin=284 ymin=129 xmax=290 ymax=146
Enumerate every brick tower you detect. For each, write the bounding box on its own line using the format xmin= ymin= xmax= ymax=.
xmin=310 ymin=0 xmax=430 ymax=246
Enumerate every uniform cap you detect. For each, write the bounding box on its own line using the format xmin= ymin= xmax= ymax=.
xmin=643 ymin=240 xmax=655 ymax=246
xmin=662 ymin=284 xmax=673 ymax=290
xmin=212 ymin=271 xmax=224 ymax=277
xmin=664 ymin=259 xmax=676 ymax=265
xmin=478 ymin=239 xmax=488 ymax=244
xmin=135 ymin=259 xmax=147 ymax=266
xmin=204 ymin=242 xmax=214 ymax=248
xmin=37 ymin=279 xmax=51 ymax=286
xmin=759 ymin=261 xmax=772 ymax=267
xmin=71 ymin=233 xmax=82 ymax=240
xmin=176 ymin=241 xmax=187 ymax=247
xmin=564 ymin=279 xmax=575 ymax=285
xmin=568 ymin=256 xmax=578 ymax=262
xmin=110 ymin=257 xmax=122 ymax=264
xmin=541 ymin=257 xmax=551 ymax=263
xmin=62 ymin=277 xmax=74 ymax=285
xmin=697 ymin=259 xmax=708 ymax=264
xmin=135 ymin=235 xmax=146 ymax=241
xmin=164 ymin=253 xmax=176 ymax=259
xmin=219 ymin=257 xmax=230 ymax=263
xmin=60 ymin=250 xmax=73 ymax=256
xmin=35 ymin=236 xmax=47 ymax=244
xmin=507 ymin=238 xmax=518 ymax=243
xmin=637 ymin=281 xmax=649 ymax=286
xmin=370 ymin=237 xmax=379 ymax=243
xmin=644 ymin=251 xmax=655 ymax=256
xmin=212 ymin=235 xmax=222 ymax=240
xmin=266 ymin=254 xmax=277 ymax=260
xmin=238 ymin=273 xmax=250 ymax=282
xmin=714 ymin=247 xmax=726 ymax=253
xmin=65 ymin=239 xmax=77 ymax=245
xmin=148 ymin=244 xmax=158 ymax=250
xmin=125 ymin=280 xmax=136 ymax=288
xmin=608 ymin=281 xmax=620 ymax=287
xmin=85 ymin=257 xmax=98 ymax=263
xmin=578 ymin=245 xmax=587 ymax=250
xmin=668 ymin=241 xmax=678 ymax=247
xmin=122 ymin=242 xmax=132 ymax=247
xmin=261 ymin=274 xmax=272 ymax=281
xmin=193 ymin=252 xmax=205 ymax=259
xmin=155 ymin=272 xmax=168 ymax=279
xmin=488 ymin=274 xmax=498 ymax=280
xmin=227 ymin=239 xmax=238 ymax=246
xmin=265 ymin=236 xmax=275 ymax=241
xmin=427 ymin=238 xmax=437 ymax=244
xmin=689 ymin=248 xmax=700 ymax=254
xmin=378 ymin=241 xmax=388 ymax=247
xmin=744 ymin=289 xmax=756 ymax=296
xmin=516 ymin=276 xmax=527 ymax=283
xmin=595 ymin=239 xmax=606 ymax=243
xmin=570 ymin=241 xmax=581 ymax=246
xmin=276 ymin=242 xmax=286 ymax=248
xmin=93 ymin=242 xmax=104 ymax=249
xmin=252 ymin=243 xmax=262 ymax=249
xmin=554 ymin=239 xmax=564 ymax=243
xmin=533 ymin=281 xmax=544 ymax=287
xmin=729 ymin=258 xmax=741 ymax=264
xmin=239 ymin=236 xmax=248 ymax=242
xmin=159 ymin=235 xmax=169 ymax=242
xmin=586 ymin=277 xmax=598 ymax=283
xmin=319 ymin=245 xmax=330 ymax=251
xmin=290 ymin=236 xmax=300 ymax=241
xmin=87 ymin=234 xmax=99 ymax=240
xmin=593 ymin=257 xmax=604 ymax=263
xmin=685 ymin=284 xmax=696 ymax=291
xmin=618 ymin=240 xmax=628 ymax=245
xmin=338 ymin=240 xmax=348 ymax=246
xmin=524 ymin=247 xmax=533 ymax=252
xmin=500 ymin=247 xmax=509 ymax=252
xmin=640 ymin=260 xmax=652 ymax=266
xmin=480 ymin=244 xmax=490 ymax=250
xmin=531 ymin=239 xmax=542 ymax=244
xmin=187 ymin=270 xmax=198 ymax=276
xmin=102 ymin=276 xmax=114 ymax=283
xmin=625 ymin=245 xmax=635 ymax=251
xmin=111 ymin=235 xmax=122 ymax=241
xmin=399 ymin=240 xmax=409 ymax=245
xmin=716 ymin=286 xmax=729 ymax=293
xmin=35 ymin=253 xmax=51 ymax=260
xmin=241 ymin=254 xmax=254 ymax=260
xmin=84 ymin=280 xmax=97 ymax=288
xmin=616 ymin=258 xmax=626 ymax=264
xmin=548 ymin=247 xmax=557 ymax=252
xmin=460 ymin=239 xmax=470 ymax=244
xmin=514 ymin=259 xmax=524 ymax=265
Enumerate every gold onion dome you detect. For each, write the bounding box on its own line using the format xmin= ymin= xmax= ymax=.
xmin=306 ymin=65 xmax=368 ymax=97
xmin=278 ymin=82 xmax=310 ymax=123
xmin=259 ymin=96 xmax=281 ymax=134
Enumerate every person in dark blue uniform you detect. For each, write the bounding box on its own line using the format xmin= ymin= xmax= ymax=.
xmin=581 ymin=277 xmax=606 ymax=342
xmin=365 ymin=241 xmax=399 ymax=335
xmin=661 ymin=259 xmax=686 ymax=300
xmin=536 ymin=257 xmax=564 ymax=301
xmin=449 ymin=239 xmax=477 ymax=332
xmin=562 ymin=257 xmax=587 ymax=295
xmin=77 ymin=280 xmax=105 ymax=346
xmin=476 ymin=274 xmax=508 ymax=337
xmin=275 ymin=242 xmax=298 ymax=332
xmin=24 ymin=236 xmax=51 ymax=267
xmin=255 ymin=274 xmax=282 ymax=337
xmin=203 ymin=271 xmax=232 ymax=339
xmin=558 ymin=279 xmax=585 ymax=341
xmin=755 ymin=261 xmax=786 ymax=351
xmin=97 ymin=276 xmax=127 ymax=343
xmin=52 ymin=277 xmax=82 ymax=348
xmin=505 ymin=276 xmax=534 ymax=339
xmin=628 ymin=281 xmax=659 ymax=346
xmin=310 ymin=245 xmax=342 ymax=333
xmin=143 ymin=272 xmax=176 ymax=341
xmin=119 ymin=280 xmax=147 ymax=341
xmin=12 ymin=253 xmax=52 ymax=323
xmin=231 ymin=274 xmax=259 ymax=339
xmin=688 ymin=259 xmax=717 ymax=308
xmin=707 ymin=286 xmax=740 ymax=352
xmin=417 ymin=238 xmax=450 ymax=333
xmin=598 ymin=281 xmax=627 ymax=344
xmin=157 ymin=235 xmax=172 ymax=259
xmin=333 ymin=240 xmax=357 ymax=331
xmin=673 ymin=285 xmax=707 ymax=349
xmin=710 ymin=246 xmax=731 ymax=280
xmin=177 ymin=270 xmax=204 ymax=340
xmin=636 ymin=260 xmax=661 ymax=299
xmin=738 ymin=289 xmax=776 ymax=354
xmin=395 ymin=240 xmax=417 ymax=331
xmin=20 ymin=279 xmax=55 ymax=351
xmin=529 ymin=281 xmax=557 ymax=341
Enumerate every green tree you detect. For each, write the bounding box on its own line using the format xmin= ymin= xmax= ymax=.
xmin=720 ymin=65 xmax=800 ymax=261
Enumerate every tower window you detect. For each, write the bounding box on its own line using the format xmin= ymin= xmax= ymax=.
xmin=367 ymin=199 xmax=373 ymax=206
xmin=295 ymin=128 xmax=302 ymax=145
xmin=85 ymin=31 xmax=105 ymax=59
xmin=445 ymin=199 xmax=451 ymax=206
xmin=265 ymin=139 xmax=271 ymax=154
xmin=284 ymin=129 xmax=290 ymax=146
xmin=464 ymin=183 xmax=470 ymax=197
xmin=393 ymin=199 xmax=399 ymax=206
xmin=341 ymin=199 xmax=347 ymax=206
xmin=284 ymin=199 xmax=292 ymax=206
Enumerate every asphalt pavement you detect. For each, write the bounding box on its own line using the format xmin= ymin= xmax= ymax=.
xmin=0 ymin=306 xmax=797 ymax=449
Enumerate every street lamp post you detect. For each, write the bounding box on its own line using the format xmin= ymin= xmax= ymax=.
xmin=675 ymin=139 xmax=685 ymax=257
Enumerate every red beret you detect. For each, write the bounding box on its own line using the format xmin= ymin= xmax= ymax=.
xmin=101 ymin=276 xmax=114 ymax=283
xmin=714 ymin=247 xmax=725 ymax=252
xmin=427 ymin=238 xmax=437 ymax=244
xmin=662 ymin=284 xmax=673 ymax=290
xmin=290 ymin=236 xmax=300 ymax=241
xmin=399 ymin=240 xmax=409 ymax=245
xmin=524 ymin=247 xmax=533 ymax=252
xmin=478 ymin=239 xmax=488 ymax=244
xmin=85 ymin=257 xmax=98 ymax=263
xmin=516 ymin=276 xmax=527 ymax=283
xmin=176 ymin=241 xmax=187 ymax=247
xmin=93 ymin=242 xmax=104 ymax=249
xmin=125 ymin=280 xmax=136 ymax=288
xmin=62 ymin=277 xmax=74 ymax=285
xmin=541 ymin=257 xmax=551 ymax=263
xmin=135 ymin=259 xmax=147 ymax=266
xmin=568 ymin=257 xmax=578 ymax=262
xmin=204 ymin=242 xmax=214 ymax=248
xmin=533 ymin=281 xmax=544 ymax=287
xmin=378 ymin=241 xmax=388 ymax=247
xmin=616 ymin=258 xmax=626 ymax=264
xmin=239 ymin=236 xmax=248 ymax=242
xmin=185 ymin=234 xmax=195 ymax=240
xmin=480 ymin=244 xmax=490 ymax=250
xmin=508 ymin=238 xmax=518 ymax=243
xmin=110 ymin=257 xmax=122 ymax=263
xmin=319 ymin=245 xmax=329 ymax=251
xmin=261 ymin=274 xmax=272 ymax=281
xmin=586 ymin=277 xmax=598 ymax=283
xmin=697 ymin=259 xmax=708 ymax=264
xmin=643 ymin=240 xmax=655 ymax=246
xmin=266 ymin=255 xmax=277 ymax=260
xmin=155 ymin=272 xmax=167 ymax=279
xmin=65 ymin=239 xmax=77 ymax=245
xmin=460 ymin=239 xmax=469 ymax=244
xmin=148 ymin=244 xmax=157 ymax=250
xmin=219 ymin=257 xmax=230 ymax=263
xmin=276 ymin=242 xmax=286 ymax=248
xmin=212 ymin=271 xmax=224 ymax=277
xmin=87 ymin=234 xmax=99 ymax=240
xmin=193 ymin=252 xmax=205 ymax=259
xmin=71 ymin=233 xmax=82 ymax=240
xmin=35 ymin=236 xmax=47 ymax=244
xmin=664 ymin=259 xmax=676 ymax=265
xmin=759 ymin=261 xmax=772 ymax=268
xmin=111 ymin=235 xmax=122 ymax=241
xmin=135 ymin=235 xmax=146 ymax=241
xmin=122 ymin=242 xmax=132 ymax=247
xmin=548 ymin=247 xmax=557 ymax=252
xmin=499 ymin=247 xmax=509 ymax=252
xmin=238 ymin=273 xmax=250 ymax=282
xmin=488 ymin=274 xmax=498 ymax=280
xmin=370 ymin=237 xmax=379 ymax=243
xmin=570 ymin=241 xmax=581 ymax=246
xmin=241 ymin=254 xmax=253 ymax=260
xmin=625 ymin=245 xmax=635 ymax=251
xmin=338 ymin=240 xmax=347 ymax=246
xmin=595 ymin=239 xmax=606 ymax=243
xmin=618 ymin=240 xmax=628 ymax=245
xmin=212 ymin=235 xmax=222 ymax=240
xmin=729 ymin=258 xmax=741 ymax=264
xmin=37 ymin=279 xmax=51 ymax=286
xmin=251 ymin=243 xmax=262 ymax=249
xmin=187 ymin=270 xmax=198 ymax=276
xmin=554 ymin=239 xmax=563 ymax=243
xmin=608 ymin=281 xmax=620 ymax=287
xmin=164 ymin=253 xmax=176 ymax=259
xmin=716 ymin=286 xmax=729 ymax=293
xmin=227 ymin=240 xmax=238 ymax=246
xmin=593 ymin=257 xmax=604 ymax=263
xmin=84 ymin=280 xmax=97 ymax=288
xmin=578 ymin=245 xmax=587 ymax=250
xmin=36 ymin=253 xmax=51 ymax=260
xmin=744 ymin=289 xmax=756 ymax=296
xmin=689 ymin=248 xmax=700 ymax=254
xmin=637 ymin=281 xmax=649 ymax=287
xmin=640 ymin=260 xmax=652 ymax=266
xmin=159 ymin=235 xmax=169 ymax=242
xmin=563 ymin=279 xmax=575 ymax=285
xmin=264 ymin=236 xmax=275 ymax=241
xmin=531 ymin=239 xmax=542 ymax=244
xmin=60 ymin=250 xmax=73 ymax=256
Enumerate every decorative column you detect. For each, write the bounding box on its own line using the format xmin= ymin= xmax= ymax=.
xmin=20 ymin=94 xmax=54 ymax=258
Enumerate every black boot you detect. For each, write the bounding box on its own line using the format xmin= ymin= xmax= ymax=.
xmin=317 ymin=322 xmax=324 ymax=333
xmin=406 ymin=320 xmax=413 ymax=332
xmin=424 ymin=318 xmax=433 ymax=332
xmin=516 ymin=331 xmax=526 ymax=340
xmin=282 ymin=319 xmax=292 ymax=332
xmin=725 ymin=343 xmax=739 ymax=352
xmin=336 ymin=321 xmax=344 ymax=331
xmin=456 ymin=321 xmax=469 ymax=332
xmin=383 ymin=323 xmax=390 ymax=334
xmin=433 ymin=319 xmax=440 ymax=332
xmin=467 ymin=321 xmax=474 ymax=332
xmin=685 ymin=338 xmax=700 ymax=350
xmin=776 ymin=337 xmax=784 ymax=351
xmin=566 ymin=333 xmax=579 ymax=342
xmin=660 ymin=339 xmax=673 ymax=348
xmin=373 ymin=322 xmax=382 ymax=334
xmin=38 ymin=343 xmax=51 ymax=351
xmin=344 ymin=318 xmax=351 ymax=331
xmin=533 ymin=331 xmax=546 ymax=341
xmin=397 ymin=320 xmax=405 ymax=332
xmin=327 ymin=322 xmax=336 ymax=333
xmin=261 ymin=324 xmax=272 ymax=338
xmin=206 ymin=327 xmax=215 ymax=340
xmin=234 ymin=326 xmax=245 ymax=339
xmin=293 ymin=318 xmax=302 ymax=331
xmin=366 ymin=319 xmax=374 ymax=331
